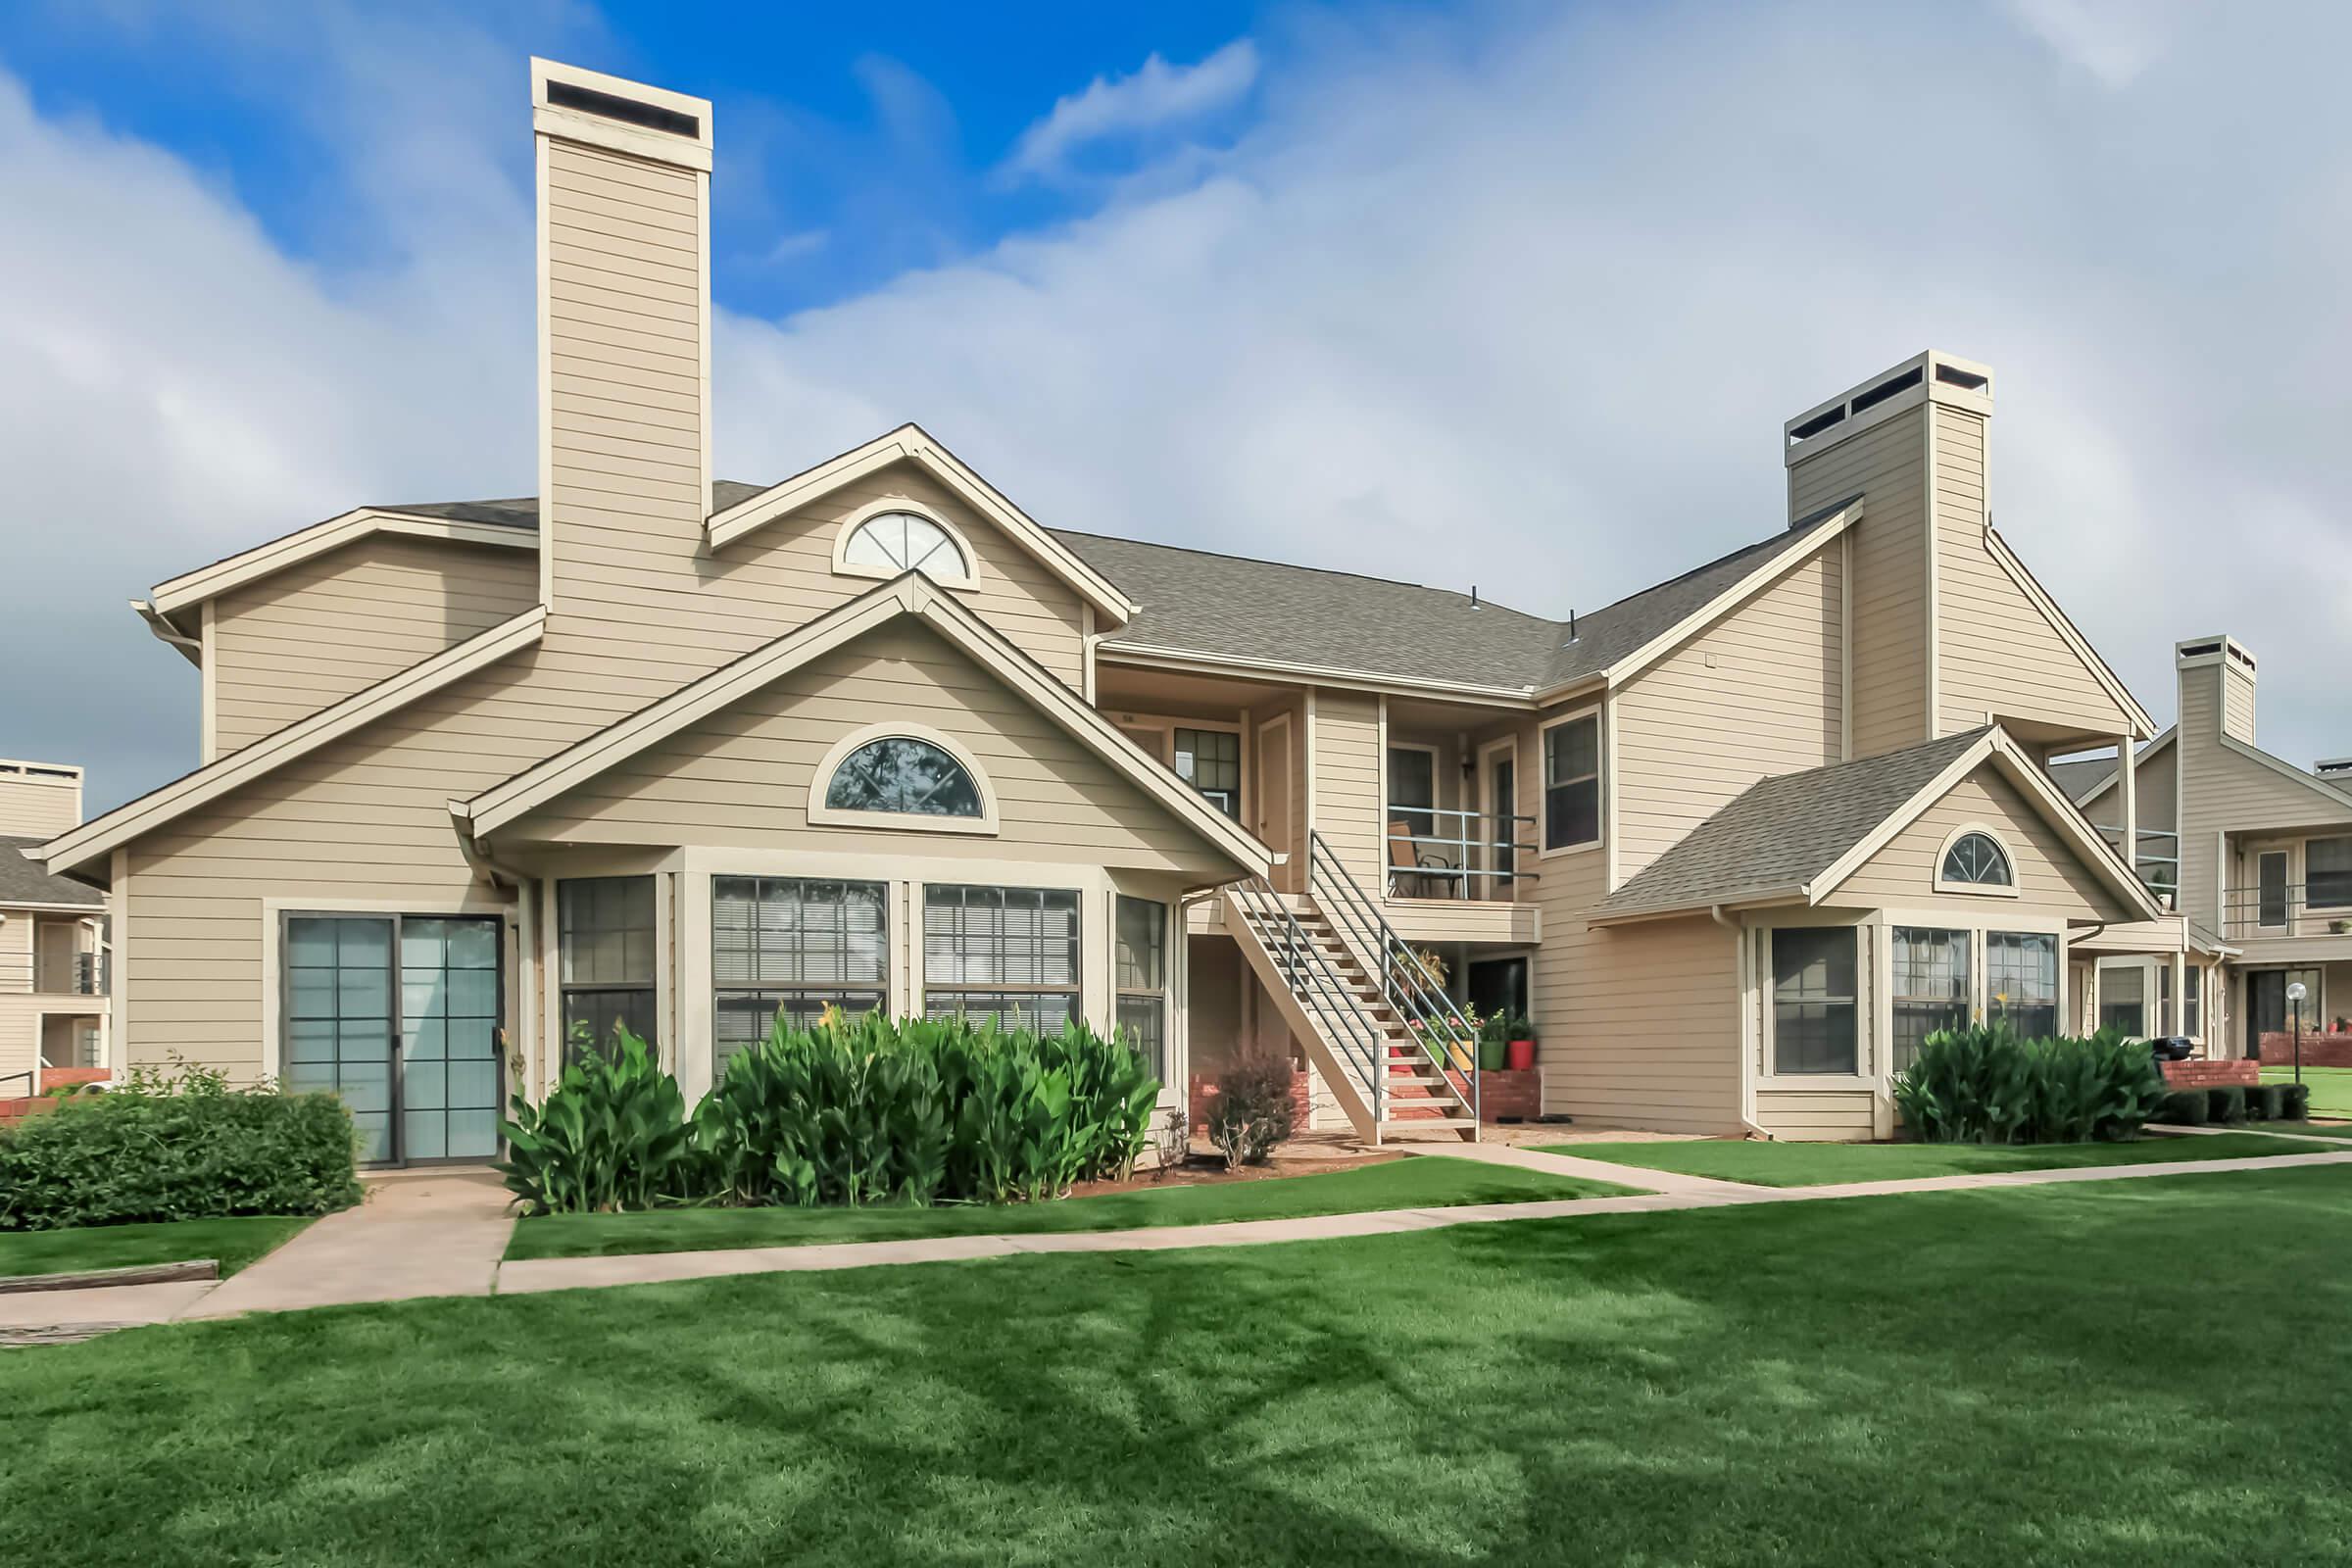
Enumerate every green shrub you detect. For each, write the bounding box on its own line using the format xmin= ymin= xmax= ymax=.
xmin=501 ymin=1027 xmax=694 ymax=1217
xmin=1208 ymin=1052 xmax=1298 ymax=1169
xmin=2244 ymin=1083 xmax=2285 ymax=1120
xmin=0 ymin=1075 xmax=361 ymax=1231
xmin=1892 ymin=1024 xmax=2163 ymax=1145
xmin=503 ymin=1013 xmax=1158 ymax=1215
xmin=2153 ymin=1089 xmax=2210 ymax=1127
xmin=2279 ymin=1082 xmax=2313 ymax=1121
xmin=2206 ymin=1086 xmax=2246 ymax=1125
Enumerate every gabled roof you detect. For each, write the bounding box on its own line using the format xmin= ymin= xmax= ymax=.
xmin=702 ymin=425 xmax=1139 ymax=626
xmin=1057 ymin=497 xmax=1860 ymax=699
xmin=455 ymin=571 xmax=1271 ymax=877
xmin=0 ymin=835 xmax=105 ymax=908
xmin=2215 ymin=733 xmax=2352 ymax=816
xmin=1592 ymin=725 xmax=2165 ymax=925
xmin=33 ymin=607 xmax=549 ymax=882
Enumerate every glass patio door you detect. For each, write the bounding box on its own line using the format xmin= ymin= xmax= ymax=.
xmin=283 ymin=913 xmax=503 ymax=1165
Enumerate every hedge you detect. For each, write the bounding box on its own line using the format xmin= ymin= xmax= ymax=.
xmin=2244 ymin=1083 xmax=2285 ymax=1120
xmin=2154 ymin=1089 xmax=2210 ymax=1128
xmin=2205 ymin=1085 xmax=2247 ymax=1125
xmin=0 ymin=1087 xmax=363 ymax=1231
xmin=2280 ymin=1081 xmax=2313 ymax=1121
xmin=1891 ymin=1024 xmax=2163 ymax=1144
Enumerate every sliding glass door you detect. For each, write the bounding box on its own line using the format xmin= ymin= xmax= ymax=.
xmin=283 ymin=912 xmax=503 ymax=1165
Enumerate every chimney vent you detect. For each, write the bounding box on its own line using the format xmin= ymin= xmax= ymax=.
xmin=2317 ymin=758 xmax=2352 ymax=777
xmin=545 ymin=78 xmax=701 ymax=139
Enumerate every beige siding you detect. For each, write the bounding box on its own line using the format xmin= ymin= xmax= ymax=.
xmin=1613 ymin=542 xmax=1842 ymax=881
xmin=1790 ymin=408 xmax=1927 ymax=758
xmin=1755 ymin=1088 xmax=1875 ymax=1140
xmin=1932 ymin=408 xmax=2132 ymax=739
xmin=0 ymin=770 xmax=80 ymax=837
xmin=210 ymin=536 xmax=538 ymax=754
xmin=1824 ymin=766 xmax=2133 ymax=923
xmin=2177 ymin=662 xmax=2352 ymax=929
xmin=1309 ymin=690 xmax=1382 ymax=892
xmin=507 ymin=622 xmax=1234 ymax=878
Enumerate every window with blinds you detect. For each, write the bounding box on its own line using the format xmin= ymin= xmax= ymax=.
xmin=710 ymin=877 xmax=888 ymax=1069
xmin=1114 ymin=895 xmax=1168 ymax=1081
xmin=558 ymin=876 xmax=657 ymax=1062
xmin=923 ymin=884 xmax=1081 ymax=1033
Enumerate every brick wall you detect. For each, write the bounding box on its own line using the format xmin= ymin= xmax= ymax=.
xmin=2258 ymin=1030 xmax=2352 ymax=1068
xmin=1445 ymin=1066 xmax=1542 ymax=1123
xmin=1189 ymin=1066 xmax=1313 ymax=1135
xmin=38 ymin=1067 xmax=109 ymax=1093
xmin=2162 ymin=1058 xmax=2259 ymax=1088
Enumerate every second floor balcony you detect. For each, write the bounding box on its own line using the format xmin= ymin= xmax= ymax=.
xmin=2224 ymin=880 xmax=2352 ymax=942
xmin=2090 ymin=823 xmax=2179 ymax=903
xmin=1385 ymin=806 xmax=1537 ymax=903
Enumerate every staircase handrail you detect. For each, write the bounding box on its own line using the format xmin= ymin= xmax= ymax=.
xmin=1230 ymin=877 xmax=1387 ymax=1121
xmin=1308 ymin=830 xmax=1481 ymax=1128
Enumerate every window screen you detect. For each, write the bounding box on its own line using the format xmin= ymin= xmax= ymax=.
xmin=1771 ymin=927 xmax=1858 ymax=1075
xmin=1173 ymin=728 xmax=1242 ymax=820
xmin=1986 ymin=931 xmax=2059 ymax=1040
xmin=711 ymin=877 xmax=888 ymax=1070
xmin=1890 ymin=927 xmax=1969 ymax=1074
xmin=1114 ymin=896 xmax=1168 ymax=1081
xmin=1544 ymin=714 xmax=1600 ymax=850
xmin=924 ymin=885 xmax=1081 ymax=1032
xmin=2098 ymin=964 xmax=2146 ymax=1038
xmin=2308 ymin=837 xmax=2352 ymax=908
xmin=559 ymin=876 xmax=657 ymax=1061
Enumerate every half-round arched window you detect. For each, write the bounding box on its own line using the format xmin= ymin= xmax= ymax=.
xmin=1938 ymin=830 xmax=2014 ymax=889
xmin=825 ymin=737 xmax=983 ymax=818
xmin=838 ymin=510 xmax=973 ymax=583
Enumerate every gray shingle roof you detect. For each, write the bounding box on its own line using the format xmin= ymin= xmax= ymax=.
xmin=1594 ymin=727 xmax=1992 ymax=919
xmin=365 ymin=485 xmax=1853 ymax=695
xmin=2 ymin=837 xmax=105 ymax=907
xmin=2044 ymin=755 xmax=2117 ymax=802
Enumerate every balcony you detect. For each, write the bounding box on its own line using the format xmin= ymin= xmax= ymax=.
xmin=2091 ymin=823 xmax=2179 ymax=902
xmin=2223 ymin=881 xmax=2352 ymax=942
xmin=1384 ymin=807 xmax=1537 ymax=904
xmin=31 ymin=946 xmax=107 ymax=998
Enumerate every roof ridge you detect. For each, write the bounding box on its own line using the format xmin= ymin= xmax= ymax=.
xmin=1045 ymin=526 xmax=1556 ymax=622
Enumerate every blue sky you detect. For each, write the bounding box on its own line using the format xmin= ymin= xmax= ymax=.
xmin=2 ymin=1 xmax=2349 ymax=812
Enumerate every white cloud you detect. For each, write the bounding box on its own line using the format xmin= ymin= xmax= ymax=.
xmin=7 ymin=0 xmax=2352 ymax=817
xmin=1001 ymin=38 xmax=1258 ymax=183
xmin=2000 ymin=0 xmax=2192 ymax=88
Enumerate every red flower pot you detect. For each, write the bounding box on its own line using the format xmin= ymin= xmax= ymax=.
xmin=1506 ymin=1039 xmax=1536 ymax=1072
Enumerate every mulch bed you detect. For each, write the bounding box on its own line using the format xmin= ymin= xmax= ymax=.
xmin=1063 ymin=1150 xmax=1399 ymax=1199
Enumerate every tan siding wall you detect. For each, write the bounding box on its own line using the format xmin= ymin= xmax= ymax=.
xmin=1754 ymin=1088 xmax=1875 ymax=1140
xmin=1790 ymin=409 xmax=1927 ymax=758
xmin=210 ymin=536 xmax=538 ymax=754
xmin=0 ymin=775 xmax=80 ymax=837
xmin=1931 ymin=407 xmax=2132 ymax=739
xmin=2178 ymin=662 xmax=2352 ymax=929
xmin=1613 ymin=543 xmax=1842 ymax=881
xmin=2223 ymin=663 xmax=2256 ymax=743
xmin=1309 ymin=690 xmax=1383 ymax=891
xmin=1826 ymin=767 xmax=2133 ymax=922
xmin=508 ymin=622 xmax=1234 ymax=878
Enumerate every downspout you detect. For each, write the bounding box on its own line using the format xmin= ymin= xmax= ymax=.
xmin=448 ymin=801 xmax=543 ymax=1105
xmin=1714 ymin=904 xmax=1774 ymax=1141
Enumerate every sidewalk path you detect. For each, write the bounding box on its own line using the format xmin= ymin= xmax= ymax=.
xmin=183 ymin=1166 xmax=514 ymax=1320
xmin=10 ymin=1149 xmax=2348 ymax=1333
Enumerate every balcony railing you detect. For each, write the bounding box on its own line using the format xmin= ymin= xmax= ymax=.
xmin=1384 ymin=807 xmax=1538 ymax=902
xmin=72 ymin=952 xmax=108 ymax=997
xmin=2092 ymin=824 xmax=2180 ymax=900
xmin=2223 ymin=881 xmax=2352 ymax=940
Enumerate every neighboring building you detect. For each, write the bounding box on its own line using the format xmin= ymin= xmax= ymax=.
xmin=2052 ymin=640 xmax=2352 ymax=1054
xmin=28 ymin=60 xmax=2184 ymax=1155
xmin=1 ymin=760 xmax=110 ymax=1094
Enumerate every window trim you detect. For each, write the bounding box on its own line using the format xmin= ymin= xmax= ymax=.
xmin=1537 ymin=705 xmax=1603 ymax=858
xmin=1763 ymin=923 xmax=1864 ymax=1081
xmin=556 ymin=874 xmax=660 ymax=1061
xmin=829 ymin=498 xmax=980 ymax=590
xmin=808 ymin=721 xmax=1001 ymax=836
xmin=1932 ymin=823 xmax=2021 ymax=898
xmin=710 ymin=874 xmax=892 ymax=1072
xmin=1113 ymin=895 xmax=1169 ymax=1082
xmin=918 ymin=882 xmax=1084 ymax=1028
xmin=2306 ymin=834 xmax=2352 ymax=910
xmin=1170 ymin=723 xmax=1245 ymax=822
xmin=1888 ymin=924 xmax=1972 ymax=1076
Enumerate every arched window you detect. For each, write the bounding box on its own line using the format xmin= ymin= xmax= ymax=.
xmin=1939 ymin=830 xmax=2013 ymax=889
xmin=838 ymin=510 xmax=972 ymax=582
xmin=823 ymin=736 xmax=984 ymax=818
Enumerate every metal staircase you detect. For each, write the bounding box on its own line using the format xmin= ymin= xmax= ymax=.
xmin=1222 ymin=832 xmax=1481 ymax=1143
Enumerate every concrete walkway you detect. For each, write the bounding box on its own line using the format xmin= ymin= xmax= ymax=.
xmin=12 ymin=1147 xmax=2351 ymax=1334
xmin=185 ymin=1166 xmax=514 ymax=1320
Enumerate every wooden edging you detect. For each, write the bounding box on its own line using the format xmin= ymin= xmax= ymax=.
xmin=0 ymin=1258 xmax=220 ymax=1296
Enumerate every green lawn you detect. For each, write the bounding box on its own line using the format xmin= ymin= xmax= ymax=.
xmin=1543 ymin=1132 xmax=2319 ymax=1187
xmin=507 ymin=1154 xmax=1638 ymax=1260
xmin=0 ymin=1215 xmax=314 ymax=1280
xmin=5 ymin=1167 xmax=2351 ymax=1565
xmin=2264 ymin=1063 xmax=2352 ymax=1117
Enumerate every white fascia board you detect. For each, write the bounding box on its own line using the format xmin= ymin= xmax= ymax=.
xmin=149 ymin=510 xmax=534 ymax=619
xmin=34 ymin=607 xmax=547 ymax=877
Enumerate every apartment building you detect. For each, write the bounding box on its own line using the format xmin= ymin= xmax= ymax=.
xmin=2054 ymin=640 xmax=2352 ymax=1054
xmin=28 ymin=60 xmax=2182 ymax=1157
xmin=1 ymin=760 xmax=110 ymax=1095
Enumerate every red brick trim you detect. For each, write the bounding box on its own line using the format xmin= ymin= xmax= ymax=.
xmin=2161 ymin=1058 xmax=2258 ymax=1087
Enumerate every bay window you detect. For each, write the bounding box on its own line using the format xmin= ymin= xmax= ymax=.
xmin=1770 ymin=927 xmax=1858 ymax=1075
xmin=1889 ymin=927 xmax=1970 ymax=1073
xmin=558 ymin=876 xmax=657 ymax=1061
xmin=1986 ymin=931 xmax=2059 ymax=1040
xmin=924 ymin=885 xmax=1082 ymax=1031
xmin=1114 ymin=896 xmax=1168 ymax=1081
xmin=711 ymin=877 xmax=888 ymax=1069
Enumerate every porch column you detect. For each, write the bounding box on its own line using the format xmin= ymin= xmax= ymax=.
xmin=2116 ymin=734 xmax=2138 ymax=891
xmin=2170 ymin=948 xmax=2188 ymax=1047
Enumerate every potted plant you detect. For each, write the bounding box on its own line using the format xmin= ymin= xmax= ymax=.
xmin=2330 ymin=918 xmax=2351 ymax=935
xmin=1477 ymin=1011 xmax=1509 ymax=1073
xmin=1505 ymin=1013 xmax=1538 ymax=1073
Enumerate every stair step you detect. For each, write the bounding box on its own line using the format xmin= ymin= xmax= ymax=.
xmin=1378 ymin=1115 xmax=1479 ymax=1130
